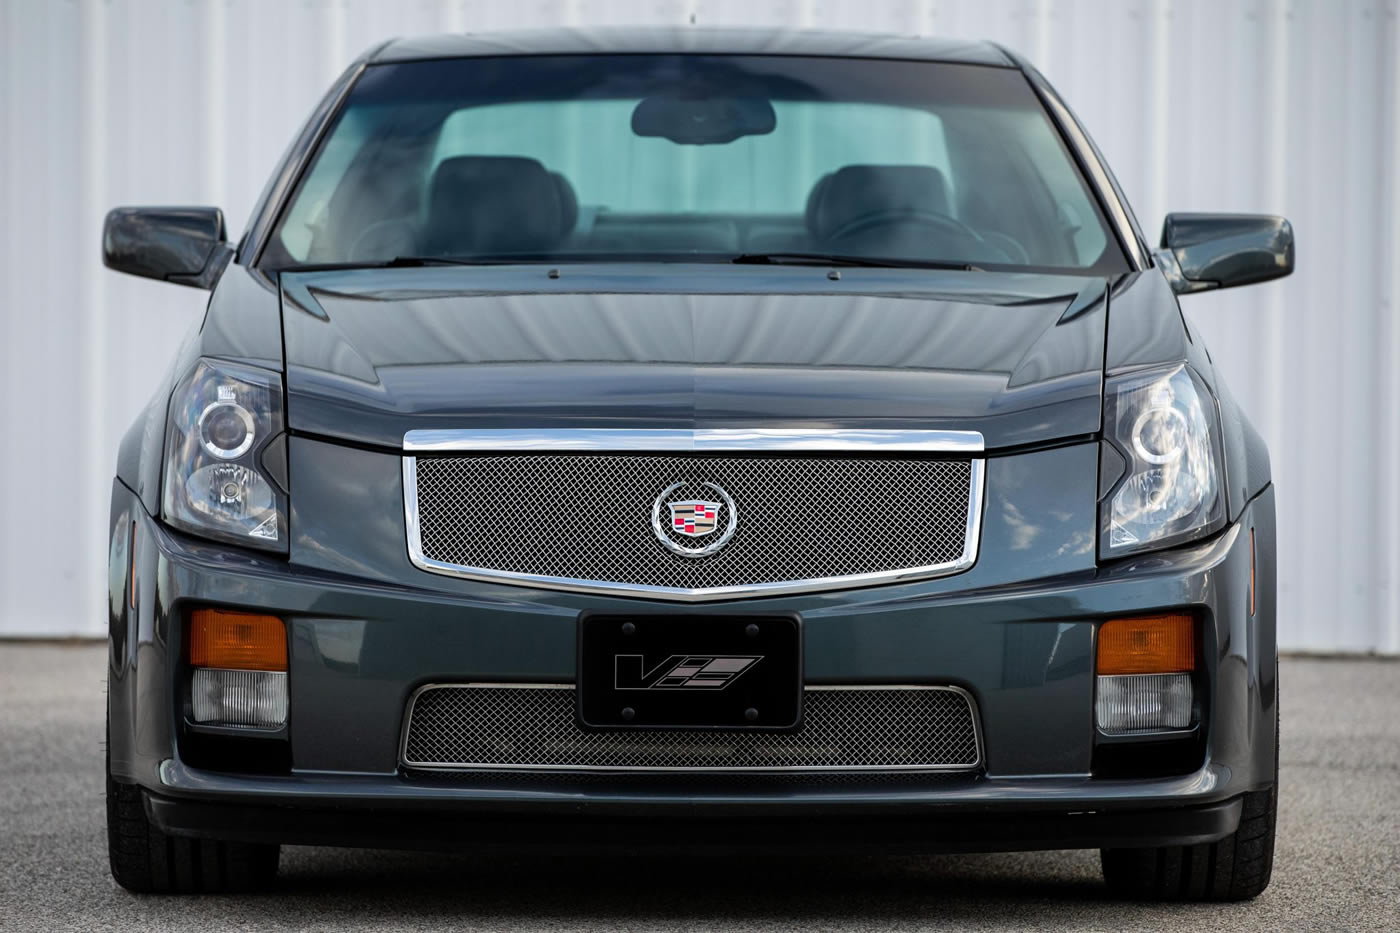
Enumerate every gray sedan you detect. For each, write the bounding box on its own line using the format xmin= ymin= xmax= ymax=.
xmin=101 ymin=27 xmax=1292 ymax=901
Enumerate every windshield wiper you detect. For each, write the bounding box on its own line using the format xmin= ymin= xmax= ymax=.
xmin=283 ymin=253 xmax=983 ymax=274
xmin=382 ymin=255 xmax=512 ymax=267
xmin=730 ymin=252 xmax=980 ymax=271
xmin=277 ymin=256 xmax=517 ymax=274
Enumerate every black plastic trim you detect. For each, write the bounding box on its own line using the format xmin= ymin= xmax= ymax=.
xmin=146 ymin=790 xmax=1243 ymax=854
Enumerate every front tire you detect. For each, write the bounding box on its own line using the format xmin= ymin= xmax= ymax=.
xmin=106 ymin=711 xmax=279 ymax=893
xmin=1101 ymin=664 xmax=1279 ymax=901
xmin=1099 ymin=785 xmax=1277 ymax=900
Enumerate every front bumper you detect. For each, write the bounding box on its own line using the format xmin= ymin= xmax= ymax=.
xmin=106 ymin=443 xmax=1277 ymax=853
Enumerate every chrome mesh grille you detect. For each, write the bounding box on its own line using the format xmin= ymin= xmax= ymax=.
xmin=409 ymin=454 xmax=975 ymax=593
xmin=402 ymin=686 xmax=981 ymax=771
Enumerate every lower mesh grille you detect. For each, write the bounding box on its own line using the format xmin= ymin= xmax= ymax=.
xmin=402 ymin=685 xmax=981 ymax=772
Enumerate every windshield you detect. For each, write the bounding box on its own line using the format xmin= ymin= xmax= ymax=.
xmin=264 ymin=55 xmax=1125 ymax=273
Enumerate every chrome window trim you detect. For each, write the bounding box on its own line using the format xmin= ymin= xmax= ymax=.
xmin=398 ymin=683 xmax=984 ymax=773
xmin=401 ymin=452 xmax=985 ymax=601
xmin=403 ymin=427 xmax=986 ymax=454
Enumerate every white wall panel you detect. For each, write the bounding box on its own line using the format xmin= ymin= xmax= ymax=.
xmin=0 ymin=0 xmax=1395 ymax=652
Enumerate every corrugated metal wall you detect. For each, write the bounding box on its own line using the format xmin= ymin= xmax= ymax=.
xmin=0 ymin=0 xmax=1396 ymax=652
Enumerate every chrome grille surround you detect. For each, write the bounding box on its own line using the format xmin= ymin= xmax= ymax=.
xmin=403 ymin=428 xmax=984 ymax=601
xmin=401 ymin=684 xmax=983 ymax=773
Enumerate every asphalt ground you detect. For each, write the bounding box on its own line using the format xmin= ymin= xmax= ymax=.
xmin=1 ymin=644 xmax=1396 ymax=932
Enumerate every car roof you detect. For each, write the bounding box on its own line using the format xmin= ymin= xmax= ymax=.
xmin=372 ymin=26 xmax=1015 ymax=68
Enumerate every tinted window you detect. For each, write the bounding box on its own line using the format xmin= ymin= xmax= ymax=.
xmin=266 ymin=55 xmax=1123 ymax=273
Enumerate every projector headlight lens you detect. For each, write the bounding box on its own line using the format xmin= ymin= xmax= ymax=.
xmin=197 ymin=400 xmax=256 ymax=459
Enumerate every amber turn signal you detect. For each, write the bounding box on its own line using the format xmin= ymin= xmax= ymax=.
xmin=189 ymin=609 xmax=287 ymax=671
xmin=1096 ymin=614 xmax=1194 ymax=675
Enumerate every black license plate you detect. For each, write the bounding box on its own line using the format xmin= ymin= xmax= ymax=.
xmin=577 ymin=614 xmax=802 ymax=731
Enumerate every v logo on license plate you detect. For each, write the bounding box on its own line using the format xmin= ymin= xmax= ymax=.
xmin=615 ymin=654 xmax=762 ymax=690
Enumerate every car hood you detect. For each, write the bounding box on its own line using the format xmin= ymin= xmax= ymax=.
xmin=279 ymin=265 xmax=1108 ymax=451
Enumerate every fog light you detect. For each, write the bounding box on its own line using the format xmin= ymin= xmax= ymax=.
xmin=1095 ymin=615 xmax=1195 ymax=734
xmin=188 ymin=609 xmax=287 ymax=728
xmin=191 ymin=669 xmax=288 ymax=727
xmin=1096 ymin=672 xmax=1192 ymax=734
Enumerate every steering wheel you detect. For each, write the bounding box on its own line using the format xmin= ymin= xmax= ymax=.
xmin=346 ymin=218 xmax=419 ymax=262
xmin=826 ymin=209 xmax=987 ymax=250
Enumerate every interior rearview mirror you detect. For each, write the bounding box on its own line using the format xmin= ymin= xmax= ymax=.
xmin=1155 ymin=213 xmax=1294 ymax=296
xmin=102 ymin=206 xmax=233 ymax=290
xmin=631 ymin=96 xmax=776 ymax=145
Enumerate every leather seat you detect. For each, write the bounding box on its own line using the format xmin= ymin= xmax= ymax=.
xmin=422 ymin=156 xmax=577 ymax=256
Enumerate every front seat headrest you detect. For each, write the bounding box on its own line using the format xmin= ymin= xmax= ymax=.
xmin=423 ymin=156 xmax=574 ymax=256
xmin=807 ymin=165 xmax=952 ymax=242
xmin=550 ymin=172 xmax=578 ymax=238
xmin=805 ymin=173 xmax=833 ymax=234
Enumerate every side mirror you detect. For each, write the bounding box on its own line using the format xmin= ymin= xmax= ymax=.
xmin=1155 ymin=213 xmax=1294 ymax=295
xmin=102 ymin=207 xmax=234 ymax=290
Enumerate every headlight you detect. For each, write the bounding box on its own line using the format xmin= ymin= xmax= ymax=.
xmin=162 ymin=359 xmax=288 ymax=552
xmin=1100 ymin=363 xmax=1223 ymax=557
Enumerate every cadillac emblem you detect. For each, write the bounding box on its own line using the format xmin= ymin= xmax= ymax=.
xmin=668 ymin=499 xmax=720 ymax=537
xmin=651 ymin=481 xmax=738 ymax=557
